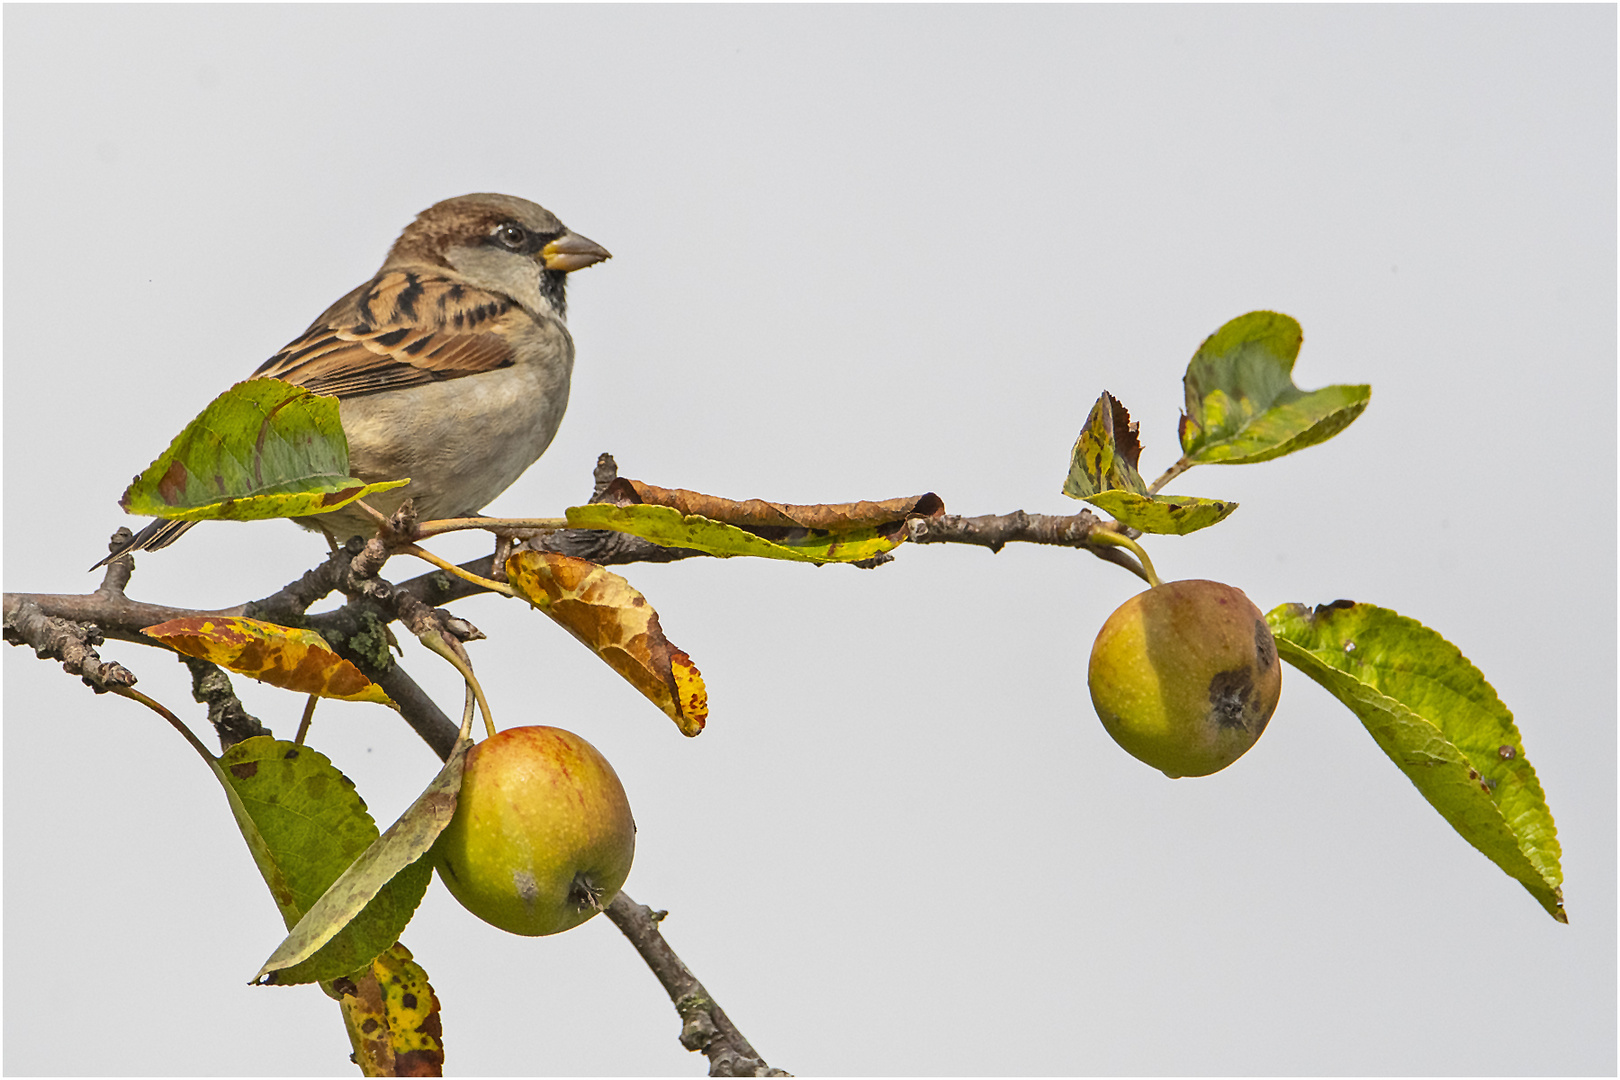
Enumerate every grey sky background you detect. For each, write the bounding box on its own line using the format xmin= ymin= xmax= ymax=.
xmin=4 ymin=5 xmax=1614 ymax=1075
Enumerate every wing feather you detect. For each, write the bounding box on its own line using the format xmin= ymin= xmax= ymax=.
xmin=251 ymin=269 xmax=520 ymax=398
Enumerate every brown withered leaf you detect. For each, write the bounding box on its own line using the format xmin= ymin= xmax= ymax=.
xmin=505 ymin=551 xmax=707 ymax=736
xmin=600 ymin=477 xmax=944 ymax=541
xmin=143 ymin=617 xmax=394 ymax=706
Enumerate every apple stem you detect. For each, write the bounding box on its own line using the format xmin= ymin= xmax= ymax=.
xmin=459 ymin=683 xmax=478 ymax=742
xmin=412 ymin=515 xmax=571 ymax=540
xmin=570 ymin=873 xmax=607 ymax=912
xmin=1088 ymin=529 xmax=1163 ymax=588
xmin=417 ymin=629 xmax=500 ymax=739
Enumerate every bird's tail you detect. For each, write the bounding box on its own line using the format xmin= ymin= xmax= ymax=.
xmin=90 ymin=518 xmax=198 ymax=571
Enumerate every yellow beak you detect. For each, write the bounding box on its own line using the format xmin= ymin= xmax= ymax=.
xmin=541 ymin=231 xmax=612 ymax=272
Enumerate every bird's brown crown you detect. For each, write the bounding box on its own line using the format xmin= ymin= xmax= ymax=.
xmin=386 ymin=193 xmax=565 ymax=269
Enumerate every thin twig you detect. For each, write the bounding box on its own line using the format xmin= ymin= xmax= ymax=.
xmin=605 ymin=893 xmax=789 ymax=1077
xmin=3 ymin=596 xmax=139 ymax=691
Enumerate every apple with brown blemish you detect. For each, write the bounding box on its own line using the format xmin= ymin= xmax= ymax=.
xmin=431 ymin=726 xmax=634 ymax=936
xmin=1088 ymin=579 xmax=1281 ymax=778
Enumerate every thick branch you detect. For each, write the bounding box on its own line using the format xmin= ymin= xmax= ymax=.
xmin=2 ymin=588 xmax=237 ymax=645
xmin=366 ymin=662 xmax=461 ymax=761
xmin=605 ymin=893 xmax=788 ymax=1077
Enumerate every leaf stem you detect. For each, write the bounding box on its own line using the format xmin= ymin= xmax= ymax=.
xmin=111 ymin=685 xmax=218 ymax=764
xmin=459 ymin=682 xmax=476 ymax=743
xmin=1088 ymin=530 xmax=1163 ymax=588
xmin=294 ymin=694 xmax=318 ymax=745
xmin=412 ymin=516 xmax=570 ymax=540
xmin=401 ymin=544 xmax=517 ymax=598
xmin=349 ymin=498 xmax=390 ymax=526
xmin=1147 ymin=456 xmax=1193 ymax=496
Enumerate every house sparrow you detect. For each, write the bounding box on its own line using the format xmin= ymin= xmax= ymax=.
xmin=95 ymin=193 xmax=609 ymax=568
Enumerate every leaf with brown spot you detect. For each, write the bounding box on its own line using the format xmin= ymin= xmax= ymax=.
xmin=333 ymin=967 xmax=394 ymax=1075
xmin=1062 ymin=391 xmax=1148 ymax=500
xmin=334 ymin=942 xmax=445 ymax=1076
xmin=505 ymin=550 xmax=707 ymax=736
xmin=119 ymin=377 xmax=408 ymax=521
xmin=143 ymin=616 xmax=394 ymax=706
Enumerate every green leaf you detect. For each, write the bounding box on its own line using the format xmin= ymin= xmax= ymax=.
xmin=213 ymin=738 xmax=435 ymax=983
xmin=566 ymin=502 xmax=905 ymax=563
xmin=120 ymin=378 xmax=409 ymax=522
xmin=1083 ymin=490 xmax=1238 ymax=535
xmin=213 ymin=738 xmax=377 ymax=926
xmin=254 ymin=733 xmax=472 ymax=985
xmin=268 ymin=861 xmax=433 ymax=987
xmin=1062 ymin=391 xmax=1238 ymax=535
xmin=1266 ymin=602 xmax=1565 ymax=922
xmin=1178 ymin=311 xmax=1370 ymax=465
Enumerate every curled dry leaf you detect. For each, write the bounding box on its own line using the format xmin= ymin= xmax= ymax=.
xmin=505 ymin=550 xmax=708 ymax=736
xmin=143 ymin=616 xmax=394 ymax=706
xmin=601 ymin=477 xmax=944 ymax=538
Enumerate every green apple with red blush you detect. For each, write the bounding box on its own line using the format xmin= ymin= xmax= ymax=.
xmin=431 ymin=725 xmax=635 ymax=936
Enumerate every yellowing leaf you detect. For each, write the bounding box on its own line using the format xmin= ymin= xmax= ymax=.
xmin=1082 ymin=490 xmax=1238 ymax=535
xmin=505 ymin=550 xmax=708 ymax=736
xmin=120 ymin=378 xmax=408 ymax=522
xmin=1063 ymin=391 xmax=1149 ymax=500
xmin=336 ymin=943 xmax=445 ymax=1077
xmin=1061 ymin=392 xmax=1238 ymax=535
xmin=568 ymin=503 xmax=899 ymax=563
xmin=143 ymin=616 xmax=394 ymax=706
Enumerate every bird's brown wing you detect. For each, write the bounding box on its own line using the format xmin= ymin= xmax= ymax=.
xmin=251 ymin=269 xmax=521 ymax=398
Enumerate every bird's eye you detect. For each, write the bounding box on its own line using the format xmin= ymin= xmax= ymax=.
xmin=492 ymin=222 xmax=529 ymax=251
